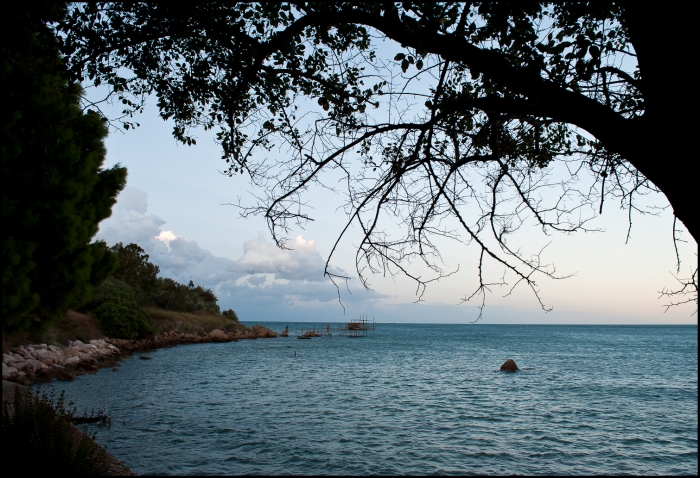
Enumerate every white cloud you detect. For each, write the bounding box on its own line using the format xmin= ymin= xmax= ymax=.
xmin=235 ymin=232 xmax=327 ymax=281
xmin=155 ymin=230 xmax=178 ymax=250
xmin=95 ymin=187 xmax=381 ymax=320
xmin=98 ymin=187 xmax=165 ymax=247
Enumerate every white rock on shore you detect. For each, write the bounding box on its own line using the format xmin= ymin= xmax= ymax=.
xmin=2 ymin=339 xmax=121 ymax=382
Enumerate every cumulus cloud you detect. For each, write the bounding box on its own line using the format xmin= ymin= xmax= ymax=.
xmin=95 ymin=187 xmax=383 ymax=320
xmin=234 ymin=232 xmax=327 ymax=281
xmin=155 ymin=230 xmax=178 ymax=250
xmin=98 ymin=187 xmax=165 ymax=247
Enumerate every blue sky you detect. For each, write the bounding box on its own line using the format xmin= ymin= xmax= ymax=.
xmin=92 ymin=96 xmax=697 ymax=325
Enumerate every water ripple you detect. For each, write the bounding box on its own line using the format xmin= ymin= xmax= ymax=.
xmin=39 ymin=324 xmax=697 ymax=475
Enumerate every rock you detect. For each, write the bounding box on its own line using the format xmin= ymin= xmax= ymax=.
xmin=48 ymin=345 xmax=62 ymax=353
xmin=209 ymin=329 xmax=231 ymax=342
xmin=36 ymin=350 xmax=55 ymax=365
xmin=34 ymin=369 xmax=54 ymax=383
xmin=64 ymin=356 xmax=80 ymax=366
xmin=112 ymin=367 xmax=119 ymax=372
xmin=64 ymin=347 xmax=79 ymax=358
xmin=500 ymin=358 xmax=519 ymax=372
xmin=139 ymin=355 xmax=151 ymax=360
xmin=15 ymin=372 xmax=32 ymax=385
xmin=2 ymin=363 xmax=18 ymax=380
xmin=13 ymin=360 xmax=36 ymax=373
xmin=58 ymin=371 xmax=76 ymax=381
xmin=252 ymin=325 xmax=277 ymax=338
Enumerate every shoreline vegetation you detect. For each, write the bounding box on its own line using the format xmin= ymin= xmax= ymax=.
xmin=2 ymin=241 xmax=283 ymax=385
xmin=2 ymin=381 xmax=135 ymax=476
xmin=2 ymin=243 xmax=280 ymax=476
xmin=2 ymin=309 xmax=280 ymax=476
xmin=2 ymin=308 xmax=279 ymax=386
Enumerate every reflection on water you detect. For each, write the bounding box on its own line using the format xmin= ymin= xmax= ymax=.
xmin=39 ymin=324 xmax=698 ymax=475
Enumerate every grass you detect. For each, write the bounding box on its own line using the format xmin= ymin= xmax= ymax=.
xmin=2 ymin=311 xmax=103 ymax=354
xmin=144 ymin=308 xmax=250 ymax=336
xmin=2 ymin=308 xmax=250 ymax=354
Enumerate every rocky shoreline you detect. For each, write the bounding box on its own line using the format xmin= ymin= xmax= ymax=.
xmin=1 ymin=324 xmax=280 ymax=476
xmin=2 ymin=325 xmax=278 ymax=386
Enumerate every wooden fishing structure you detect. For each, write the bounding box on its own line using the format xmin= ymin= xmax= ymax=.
xmin=297 ymin=324 xmax=334 ymax=338
xmin=336 ymin=314 xmax=375 ymax=338
xmin=288 ymin=314 xmax=376 ymax=339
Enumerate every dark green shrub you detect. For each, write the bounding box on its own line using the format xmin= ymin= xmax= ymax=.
xmin=222 ymin=308 xmax=240 ymax=322
xmin=89 ymin=277 xmax=136 ymax=306
xmin=92 ymin=294 xmax=153 ymax=339
xmin=2 ymin=388 xmax=106 ymax=475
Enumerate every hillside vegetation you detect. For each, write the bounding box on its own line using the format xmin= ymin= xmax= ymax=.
xmin=2 ymin=242 xmax=247 ymax=353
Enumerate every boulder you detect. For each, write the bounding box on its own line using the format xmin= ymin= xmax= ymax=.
xmin=34 ymin=369 xmax=54 ymax=383
xmin=57 ymin=371 xmax=76 ymax=381
xmin=2 ymin=363 xmax=18 ymax=380
xmin=209 ymin=329 xmax=231 ymax=342
xmin=35 ymin=350 xmax=55 ymax=365
xmin=500 ymin=358 xmax=519 ymax=372
xmin=252 ymin=325 xmax=277 ymax=338
xmin=13 ymin=360 xmax=38 ymax=373
xmin=64 ymin=356 xmax=80 ymax=366
xmin=15 ymin=372 xmax=32 ymax=385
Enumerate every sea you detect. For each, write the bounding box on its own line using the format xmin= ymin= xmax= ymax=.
xmin=37 ymin=323 xmax=698 ymax=475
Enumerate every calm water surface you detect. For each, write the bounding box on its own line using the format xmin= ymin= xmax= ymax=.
xmin=39 ymin=324 xmax=698 ymax=475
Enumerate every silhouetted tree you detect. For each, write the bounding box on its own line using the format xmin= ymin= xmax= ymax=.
xmin=1 ymin=4 xmax=127 ymax=331
xmin=53 ymin=3 xmax=696 ymax=315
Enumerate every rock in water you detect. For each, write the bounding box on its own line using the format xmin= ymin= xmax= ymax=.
xmin=500 ymin=359 xmax=518 ymax=372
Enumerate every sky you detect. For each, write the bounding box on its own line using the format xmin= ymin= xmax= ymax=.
xmin=88 ymin=36 xmax=697 ymax=325
xmin=91 ymin=96 xmax=697 ymax=325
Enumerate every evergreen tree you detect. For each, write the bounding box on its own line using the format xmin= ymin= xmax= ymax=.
xmin=2 ymin=5 xmax=127 ymax=331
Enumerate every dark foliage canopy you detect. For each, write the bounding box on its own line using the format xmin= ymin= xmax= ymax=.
xmin=109 ymin=242 xmax=160 ymax=295
xmin=1 ymin=5 xmax=127 ymax=331
xmin=92 ymin=242 xmax=222 ymax=316
xmin=53 ymin=2 xmax=696 ymax=313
